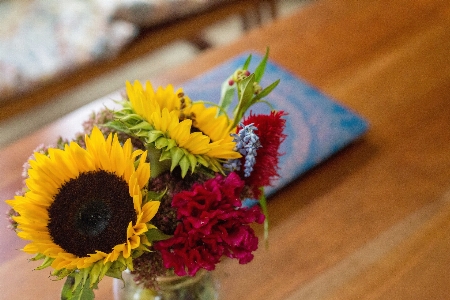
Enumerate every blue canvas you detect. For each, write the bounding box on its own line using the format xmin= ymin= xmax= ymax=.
xmin=181 ymin=53 xmax=369 ymax=197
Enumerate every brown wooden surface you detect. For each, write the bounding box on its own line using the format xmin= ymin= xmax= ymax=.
xmin=2 ymin=0 xmax=450 ymax=299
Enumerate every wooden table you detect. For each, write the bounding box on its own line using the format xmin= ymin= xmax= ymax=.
xmin=2 ymin=0 xmax=450 ymax=299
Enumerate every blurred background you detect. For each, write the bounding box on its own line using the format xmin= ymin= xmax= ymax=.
xmin=0 ymin=0 xmax=309 ymax=148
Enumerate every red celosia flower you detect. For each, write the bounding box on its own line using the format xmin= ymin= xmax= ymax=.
xmin=153 ymin=172 xmax=265 ymax=276
xmin=241 ymin=110 xmax=287 ymax=198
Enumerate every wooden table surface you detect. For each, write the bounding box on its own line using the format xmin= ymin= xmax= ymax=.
xmin=2 ymin=0 xmax=450 ymax=299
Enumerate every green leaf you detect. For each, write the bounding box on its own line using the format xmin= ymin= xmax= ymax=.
xmin=159 ymin=149 xmax=172 ymax=161
xmin=240 ymin=74 xmax=256 ymax=103
xmin=100 ymin=261 xmax=114 ymax=280
xmin=73 ymin=283 xmax=95 ymax=300
xmin=209 ymin=158 xmax=223 ymax=174
xmin=61 ymin=274 xmax=95 ymax=300
xmin=166 ymin=138 xmax=177 ymax=150
xmin=232 ymin=74 xmax=256 ymax=128
xmin=170 ymin=147 xmax=184 ymax=171
xmin=30 ymin=253 xmax=46 ymax=261
xmin=253 ymin=79 xmax=280 ymax=101
xmin=179 ymin=155 xmax=190 ymax=177
xmin=186 ymin=153 xmax=198 ymax=172
xmin=61 ymin=275 xmax=76 ymax=300
xmin=145 ymin=228 xmax=172 ymax=242
xmin=89 ymin=262 xmax=102 ymax=288
xmin=242 ymin=54 xmax=252 ymax=70
xmin=105 ymin=261 xmax=126 ymax=279
xmin=254 ymin=47 xmax=270 ymax=83
xmin=218 ymin=78 xmax=236 ymax=116
xmin=51 ymin=268 xmax=73 ymax=281
xmin=35 ymin=256 xmax=55 ymax=270
xmin=81 ymin=268 xmax=90 ymax=290
xmin=146 ymin=131 xmax=164 ymax=143
xmin=154 ymin=137 xmax=168 ymax=149
xmin=147 ymin=146 xmax=171 ymax=178
xmin=117 ymin=114 xmax=144 ymax=127
xmin=105 ymin=121 xmax=131 ymax=135
xmin=147 ymin=189 xmax=167 ymax=201
xmin=196 ymin=155 xmax=209 ymax=167
xmin=129 ymin=121 xmax=152 ymax=131
xmin=125 ymin=256 xmax=133 ymax=271
xmin=118 ymin=113 xmax=142 ymax=123
xmin=218 ymin=53 xmax=253 ymax=117
xmin=258 ymin=188 xmax=269 ymax=249
xmin=181 ymin=148 xmax=196 ymax=172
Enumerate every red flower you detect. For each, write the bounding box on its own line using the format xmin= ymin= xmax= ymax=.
xmin=154 ymin=172 xmax=265 ymax=276
xmin=241 ymin=110 xmax=287 ymax=198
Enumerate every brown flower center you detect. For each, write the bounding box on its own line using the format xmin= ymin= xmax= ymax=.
xmin=47 ymin=170 xmax=136 ymax=257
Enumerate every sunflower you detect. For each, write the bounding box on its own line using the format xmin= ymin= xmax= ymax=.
xmin=112 ymin=80 xmax=241 ymax=177
xmin=6 ymin=127 xmax=160 ymax=288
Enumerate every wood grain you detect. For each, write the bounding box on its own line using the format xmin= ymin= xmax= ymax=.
xmin=1 ymin=0 xmax=450 ymax=299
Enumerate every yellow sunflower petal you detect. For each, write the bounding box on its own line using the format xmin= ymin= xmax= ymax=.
xmin=135 ymin=151 xmax=150 ymax=188
xmin=67 ymin=142 xmax=95 ymax=173
xmin=128 ymin=235 xmax=140 ymax=250
xmin=140 ymin=201 xmax=160 ymax=224
xmin=110 ymin=134 xmax=126 ymax=176
xmin=122 ymin=241 xmax=132 ymax=258
xmin=22 ymin=243 xmax=39 ymax=254
xmin=133 ymin=223 xmax=148 ymax=236
xmin=123 ymin=80 xmax=241 ymax=174
xmin=50 ymin=148 xmax=80 ymax=180
xmin=6 ymin=126 xmax=158 ymax=280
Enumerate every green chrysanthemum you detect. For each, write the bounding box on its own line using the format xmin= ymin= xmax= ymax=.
xmin=110 ymin=80 xmax=241 ymax=177
xmin=6 ymin=127 xmax=160 ymax=289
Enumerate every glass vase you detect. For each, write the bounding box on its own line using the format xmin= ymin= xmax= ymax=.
xmin=113 ymin=269 xmax=219 ymax=300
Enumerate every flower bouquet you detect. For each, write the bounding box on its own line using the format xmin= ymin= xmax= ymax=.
xmin=5 ymin=50 xmax=286 ymax=299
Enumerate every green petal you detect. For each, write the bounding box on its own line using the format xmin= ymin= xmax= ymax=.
xmin=100 ymin=261 xmax=114 ymax=280
xmin=196 ymin=155 xmax=209 ymax=167
xmin=170 ymin=147 xmax=184 ymax=171
xmin=130 ymin=121 xmax=153 ymax=131
xmin=179 ymin=156 xmax=190 ymax=177
xmin=36 ymin=256 xmax=55 ymax=270
xmin=145 ymin=228 xmax=172 ymax=242
xmin=186 ymin=153 xmax=197 ymax=172
xmin=159 ymin=149 xmax=172 ymax=161
xmin=105 ymin=260 xmax=126 ymax=279
xmin=147 ymin=131 xmax=164 ymax=143
xmin=155 ymin=137 xmax=168 ymax=149
xmin=166 ymin=138 xmax=177 ymax=150
xmin=89 ymin=262 xmax=102 ymax=288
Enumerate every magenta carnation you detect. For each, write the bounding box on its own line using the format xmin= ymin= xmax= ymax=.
xmin=153 ymin=172 xmax=265 ymax=276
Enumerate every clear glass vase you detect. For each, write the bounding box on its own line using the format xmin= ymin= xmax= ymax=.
xmin=113 ymin=269 xmax=219 ymax=300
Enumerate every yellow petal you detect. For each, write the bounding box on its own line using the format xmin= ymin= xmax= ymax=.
xmin=133 ymin=223 xmax=148 ymax=236
xmin=141 ymin=201 xmax=160 ymax=224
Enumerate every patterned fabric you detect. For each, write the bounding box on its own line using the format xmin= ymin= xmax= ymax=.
xmin=0 ymin=0 xmax=228 ymax=101
xmin=0 ymin=0 xmax=137 ymax=100
xmin=113 ymin=0 xmax=225 ymax=28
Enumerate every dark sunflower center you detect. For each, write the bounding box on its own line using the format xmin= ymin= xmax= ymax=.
xmin=178 ymin=111 xmax=207 ymax=136
xmin=190 ymin=126 xmax=204 ymax=134
xmin=47 ymin=170 xmax=136 ymax=257
xmin=76 ymin=199 xmax=112 ymax=237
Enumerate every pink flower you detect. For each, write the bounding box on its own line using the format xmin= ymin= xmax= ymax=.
xmin=154 ymin=172 xmax=265 ymax=276
xmin=241 ymin=110 xmax=287 ymax=198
